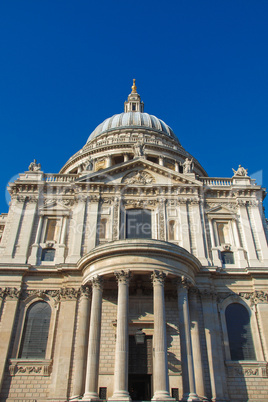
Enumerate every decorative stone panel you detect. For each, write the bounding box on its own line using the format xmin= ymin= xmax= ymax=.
xmin=9 ymin=359 xmax=52 ymax=376
xmin=226 ymin=361 xmax=268 ymax=378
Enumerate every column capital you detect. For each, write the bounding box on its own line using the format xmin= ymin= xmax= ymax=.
xmin=114 ymin=270 xmax=131 ymax=285
xmin=176 ymin=276 xmax=192 ymax=290
xmin=80 ymin=284 xmax=91 ymax=298
xmin=91 ymin=275 xmax=104 ymax=291
xmin=151 ymin=270 xmax=166 ymax=286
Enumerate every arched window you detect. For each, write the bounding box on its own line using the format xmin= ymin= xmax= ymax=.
xmin=19 ymin=301 xmax=51 ymax=359
xmin=225 ymin=303 xmax=256 ymax=361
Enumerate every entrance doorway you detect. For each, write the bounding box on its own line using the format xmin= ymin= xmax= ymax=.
xmin=128 ymin=335 xmax=152 ymax=401
xmin=129 ymin=374 xmax=151 ymax=401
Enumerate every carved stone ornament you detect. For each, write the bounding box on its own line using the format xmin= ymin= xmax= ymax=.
xmin=112 ymin=198 xmax=120 ymax=241
xmin=91 ymin=275 xmax=104 ymax=290
xmin=115 ymin=270 xmax=131 ymax=285
xmin=232 ymin=165 xmax=248 ymax=177
xmin=0 ymin=287 xmax=21 ymax=300
xmin=151 ymin=270 xmax=166 ymax=285
xmin=9 ymin=359 xmax=52 ymax=377
xmin=80 ymin=285 xmax=91 ymax=298
xmin=226 ymin=361 xmax=268 ymax=378
xmin=122 ymin=170 xmax=154 ymax=185
xmin=177 ymin=276 xmax=192 ymax=290
xmin=239 ymin=291 xmax=268 ymax=305
xmin=60 ymin=287 xmax=80 ymax=300
xmin=158 ymin=198 xmax=165 ymax=241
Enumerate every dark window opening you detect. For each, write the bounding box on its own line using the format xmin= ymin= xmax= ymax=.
xmin=221 ymin=251 xmax=234 ymax=264
xmin=132 ymin=104 xmax=136 ymax=111
xmin=19 ymin=301 xmax=51 ymax=359
xmin=126 ymin=209 xmax=152 ymax=239
xmin=147 ymin=156 xmax=158 ymax=164
xmin=41 ymin=248 xmax=55 ymax=262
xmin=225 ymin=303 xmax=256 ymax=360
xmin=112 ymin=155 xmax=124 ymax=165
xmin=172 ymin=388 xmax=179 ymax=401
xmin=99 ymin=387 xmax=107 ymax=400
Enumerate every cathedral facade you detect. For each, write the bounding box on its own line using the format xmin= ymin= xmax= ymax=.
xmin=0 ymin=82 xmax=268 ymax=402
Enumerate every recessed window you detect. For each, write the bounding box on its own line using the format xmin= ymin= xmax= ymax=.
xmin=126 ymin=209 xmax=151 ymax=239
xmin=225 ymin=303 xmax=256 ymax=361
xmin=99 ymin=218 xmax=108 ymax=240
xmin=41 ymin=248 xmax=55 ymax=262
xmin=132 ymin=104 xmax=136 ymax=111
xmin=168 ymin=220 xmax=176 ymax=241
xmin=19 ymin=301 xmax=51 ymax=359
xmin=45 ymin=219 xmax=61 ymax=242
xmin=221 ymin=251 xmax=234 ymax=264
xmin=217 ymin=222 xmax=231 ymax=245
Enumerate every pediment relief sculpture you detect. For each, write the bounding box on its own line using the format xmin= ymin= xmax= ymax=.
xmin=122 ymin=170 xmax=155 ymax=185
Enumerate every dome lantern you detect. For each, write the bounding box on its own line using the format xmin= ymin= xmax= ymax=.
xmin=124 ymin=79 xmax=144 ymax=113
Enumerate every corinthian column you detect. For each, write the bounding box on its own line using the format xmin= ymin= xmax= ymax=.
xmin=177 ymin=277 xmax=200 ymax=402
xmin=110 ymin=270 xmax=131 ymax=401
xmin=151 ymin=270 xmax=174 ymax=401
xmin=83 ymin=276 xmax=103 ymax=401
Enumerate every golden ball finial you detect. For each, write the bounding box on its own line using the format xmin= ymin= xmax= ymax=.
xmin=131 ymin=79 xmax=137 ymax=93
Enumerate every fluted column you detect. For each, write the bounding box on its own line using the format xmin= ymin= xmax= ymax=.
xmin=177 ymin=278 xmax=200 ymax=402
xmin=188 ymin=288 xmax=207 ymax=401
xmin=83 ymin=276 xmax=103 ymax=401
xmin=152 ymin=271 xmax=174 ymax=401
xmin=110 ymin=270 xmax=131 ymax=401
xmin=71 ymin=285 xmax=91 ymax=399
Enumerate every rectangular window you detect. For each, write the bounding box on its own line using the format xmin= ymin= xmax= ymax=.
xmin=217 ymin=222 xmax=231 ymax=245
xmin=45 ymin=219 xmax=61 ymax=242
xmin=126 ymin=209 xmax=152 ymax=239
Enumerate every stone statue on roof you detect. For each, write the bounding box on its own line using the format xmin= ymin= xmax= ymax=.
xmin=28 ymin=159 xmax=41 ymax=172
xmin=232 ymin=165 xmax=248 ymax=177
xmin=181 ymin=158 xmax=193 ymax=174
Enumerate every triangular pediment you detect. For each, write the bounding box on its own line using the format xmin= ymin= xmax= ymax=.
xmin=206 ymin=204 xmax=237 ymax=216
xmin=77 ymin=158 xmax=202 ymax=186
xmin=40 ymin=200 xmax=71 ymax=213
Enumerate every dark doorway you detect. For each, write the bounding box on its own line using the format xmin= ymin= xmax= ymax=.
xmin=128 ymin=335 xmax=152 ymax=401
xmin=129 ymin=374 xmax=151 ymax=401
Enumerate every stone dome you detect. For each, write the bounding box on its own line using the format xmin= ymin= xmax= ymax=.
xmin=87 ymin=112 xmax=178 ymax=143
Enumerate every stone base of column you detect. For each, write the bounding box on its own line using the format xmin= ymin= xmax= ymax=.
xmin=82 ymin=392 xmax=101 ymax=401
xmin=109 ymin=391 xmax=131 ymax=401
xmin=181 ymin=392 xmax=202 ymax=401
xmin=211 ymin=399 xmax=230 ymax=402
xmin=152 ymin=391 xmax=175 ymax=401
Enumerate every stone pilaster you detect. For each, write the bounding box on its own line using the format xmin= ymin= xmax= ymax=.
xmin=151 ymin=271 xmax=174 ymax=401
xmin=110 ymin=270 xmax=131 ymax=401
xmin=177 ymin=278 xmax=200 ymax=402
xmin=188 ymin=288 xmax=207 ymax=401
xmin=83 ymin=277 xmax=103 ymax=401
xmin=0 ymin=288 xmax=20 ymax=390
xmin=71 ymin=285 xmax=91 ymax=399
xmin=201 ymin=289 xmax=229 ymax=402
xmin=49 ymin=288 xmax=79 ymax=400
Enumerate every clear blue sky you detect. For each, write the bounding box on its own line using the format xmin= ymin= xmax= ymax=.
xmin=0 ymin=0 xmax=268 ymax=213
